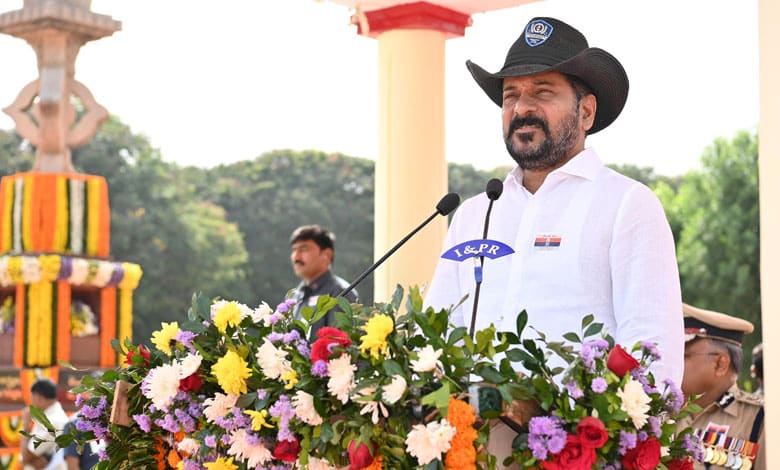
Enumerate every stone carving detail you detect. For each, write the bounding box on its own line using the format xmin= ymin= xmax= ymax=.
xmin=0 ymin=0 xmax=120 ymax=173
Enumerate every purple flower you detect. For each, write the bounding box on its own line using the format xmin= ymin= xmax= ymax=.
xmin=591 ymin=377 xmax=608 ymax=393
xmin=257 ymin=389 xmax=268 ymax=400
xmin=204 ymin=435 xmax=217 ymax=448
xmin=268 ymin=332 xmax=284 ymax=342
xmin=647 ymin=415 xmax=662 ymax=437
xmin=527 ymin=416 xmax=567 ymax=460
xmin=311 ymin=360 xmax=328 ymax=377
xmin=283 ymin=330 xmax=301 ymax=344
xmin=579 ymin=344 xmax=597 ymax=370
xmin=182 ymin=461 xmax=202 ymax=470
xmin=641 ymin=341 xmax=661 ymax=361
xmin=132 ymin=414 xmax=152 ymax=433
xmin=175 ymin=330 xmax=198 ymax=350
xmin=297 ymin=342 xmax=311 ymax=358
xmin=663 ymin=378 xmax=685 ymax=414
xmin=618 ymin=430 xmax=637 ymax=455
xmin=565 ymin=381 xmax=584 ymax=399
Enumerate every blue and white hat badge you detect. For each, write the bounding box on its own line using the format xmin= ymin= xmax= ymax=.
xmin=525 ymin=19 xmax=554 ymax=47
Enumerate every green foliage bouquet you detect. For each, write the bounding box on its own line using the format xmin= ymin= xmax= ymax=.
xmin=489 ymin=313 xmax=701 ymax=470
xmin=47 ymin=288 xmax=700 ymax=470
xmin=58 ymin=287 xmax=506 ymax=469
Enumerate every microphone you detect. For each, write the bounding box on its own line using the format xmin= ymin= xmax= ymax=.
xmin=469 ymin=178 xmax=503 ymax=338
xmin=337 ymin=192 xmax=461 ymax=298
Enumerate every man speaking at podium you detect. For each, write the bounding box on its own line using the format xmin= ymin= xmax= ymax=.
xmin=425 ymin=16 xmax=684 ymax=466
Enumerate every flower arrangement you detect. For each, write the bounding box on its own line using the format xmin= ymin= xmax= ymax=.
xmin=45 ymin=289 xmax=699 ymax=470
xmin=71 ymin=300 xmax=99 ymax=337
xmin=0 ymin=296 xmax=13 ymax=334
xmin=493 ymin=313 xmax=701 ymax=469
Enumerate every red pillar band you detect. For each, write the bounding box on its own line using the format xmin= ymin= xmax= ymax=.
xmin=356 ymin=1 xmax=471 ymax=38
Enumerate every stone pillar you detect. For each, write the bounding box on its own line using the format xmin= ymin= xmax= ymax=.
xmin=758 ymin=0 xmax=778 ymax=463
xmin=357 ymin=2 xmax=471 ymax=301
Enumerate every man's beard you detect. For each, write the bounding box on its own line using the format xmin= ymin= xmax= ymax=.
xmin=503 ymin=108 xmax=580 ymax=171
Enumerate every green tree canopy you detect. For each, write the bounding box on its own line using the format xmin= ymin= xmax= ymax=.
xmin=656 ymin=130 xmax=760 ymax=376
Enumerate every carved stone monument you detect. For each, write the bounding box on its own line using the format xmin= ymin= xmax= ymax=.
xmin=0 ymin=0 xmax=121 ymax=172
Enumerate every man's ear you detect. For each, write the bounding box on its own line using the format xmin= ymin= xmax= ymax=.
xmin=323 ymin=247 xmax=334 ymax=263
xmin=714 ymin=353 xmax=732 ymax=377
xmin=580 ymin=94 xmax=597 ymax=133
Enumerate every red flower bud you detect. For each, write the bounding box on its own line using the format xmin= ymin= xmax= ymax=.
xmin=125 ymin=344 xmax=151 ymax=367
xmin=179 ymin=373 xmax=203 ymax=393
xmin=273 ymin=437 xmax=301 ymax=462
xmin=666 ymin=458 xmax=694 ymax=470
xmin=575 ymin=416 xmax=608 ymax=449
xmin=310 ymin=327 xmax=351 ymax=363
xmin=606 ymin=345 xmax=640 ymax=378
xmin=622 ymin=437 xmax=661 ymax=470
xmin=348 ymin=440 xmax=376 ymax=470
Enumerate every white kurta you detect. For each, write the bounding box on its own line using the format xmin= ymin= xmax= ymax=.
xmin=425 ymin=148 xmax=684 ymax=384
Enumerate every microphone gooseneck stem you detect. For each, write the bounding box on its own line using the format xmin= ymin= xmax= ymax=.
xmin=469 ymin=198 xmax=496 ymax=339
xmin=337 ymin=211 xmax=439 ymax=298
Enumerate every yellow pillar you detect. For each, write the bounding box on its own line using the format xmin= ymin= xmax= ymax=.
xmin=374 ymin=28 xmax=448 ymax=301
xmin=759 ymin=0 xmax=778 ymax=463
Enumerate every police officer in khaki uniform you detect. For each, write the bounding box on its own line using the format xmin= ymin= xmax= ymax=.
xmin=677 ymin=303 xmax=764 ymax=470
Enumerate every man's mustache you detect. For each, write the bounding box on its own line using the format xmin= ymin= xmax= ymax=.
xmin=508 ymin=116 xmax=549 ymax=135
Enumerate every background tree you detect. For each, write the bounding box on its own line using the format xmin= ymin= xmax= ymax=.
xmin=657 ymin=130 xmax=760 ymax=376
xmin=72 ymin=117 xmax=252 ymax=341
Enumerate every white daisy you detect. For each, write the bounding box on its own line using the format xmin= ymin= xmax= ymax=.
xmin=327 ymin=355 xmax=356 ymax=404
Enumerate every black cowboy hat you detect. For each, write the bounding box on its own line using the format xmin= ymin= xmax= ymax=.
xmin=466 ymin=17 xmax=628 ymax=134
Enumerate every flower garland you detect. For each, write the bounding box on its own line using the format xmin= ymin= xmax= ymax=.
xmin=0 ymin=173 xmax=110 ymax=257
xmin=0 ymin=255 xmax=142 ymax=289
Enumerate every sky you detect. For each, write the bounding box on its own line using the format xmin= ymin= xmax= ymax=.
xmin=0 ymin=0 xmax=760 ymax=177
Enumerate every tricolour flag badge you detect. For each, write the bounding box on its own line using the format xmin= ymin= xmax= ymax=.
xmin=533 ymin=234 xmax=561 ymax=249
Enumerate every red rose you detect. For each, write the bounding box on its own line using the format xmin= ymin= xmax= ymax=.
xmin=666 ymin=458 xmax=694 ymax=470
xmin=542 ymin=434 xmax=597 ymax=470
xmin=348 ymin=440 xmax=375 ymax=470
xmin=576 ymin=416 xmax=608 ymax=449
xmin=310 ymin=327 xmax=351 ymax=363
xmin=606 ymin=345 xmax=640 ymax=378
xmin=125 ymin=344 xmax=151 ymax=367
xmin=273 ymin=437 xmax=301 ymax=462
xmin=179 ymin=373 xmax=203 ymax=393
xmin=622 ymin=437 xmax=661 ymax=470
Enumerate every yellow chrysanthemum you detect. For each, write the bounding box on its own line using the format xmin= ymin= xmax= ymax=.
xmin=151 ymin=322 xmax=180 ymax=356
xmin=359 ymin=314 xmax=394 ymax=359
xmin=204 ymin=457 xmax=237 ymax=470
xmin=281 ymin=369 xmax=299 ymax=390
xmin=211 ymin=350 xmax=251 ymax=395
xmin=244 ymin=409 xmax=274 ymax=431
xmin=213 ymin=302 xmax=242 ymax=333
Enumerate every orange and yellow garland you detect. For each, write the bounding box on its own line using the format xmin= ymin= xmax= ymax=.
xmin=0 ymin=173 xmax=110 ymax=257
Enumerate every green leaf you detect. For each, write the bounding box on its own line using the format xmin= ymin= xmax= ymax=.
xmin=382 ymin=360 xmax=404 ymax=376
xmin=421 ymin=383 xmax=451 ymax=410
xmin=29 ymin=406 xmax=55 ymax=433
xmin=475 ymin=365 xmax=505 ymax=384
xmin=581 ymin=313 xmax=594 ymax=329
xmin=516 ymin=310 xmax=528 ymax=337
xmin=583 ymin=322 xmax=604 ymax=338
xmin=562 ymin=332 xmax=580 ymax=343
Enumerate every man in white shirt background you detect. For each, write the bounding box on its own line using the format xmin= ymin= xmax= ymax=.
xmin=425 ymin=16 xmax=684 ymax=469
xmin=20 ymin=378 xmax=69 ymax=470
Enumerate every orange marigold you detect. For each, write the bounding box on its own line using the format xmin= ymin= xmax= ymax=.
xmin=167 ymin=449 xmax=182 ymax=468
xmin=444 ymin=398 xmax=477 ymax=470
xmin=363 ymin=455 xmax=383 ymax=470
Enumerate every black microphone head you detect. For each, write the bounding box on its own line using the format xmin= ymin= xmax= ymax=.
xmin=486 ymin=178 xmax=503 ymax=201
xmin=436 ymin=192 xmax=461 ymax=215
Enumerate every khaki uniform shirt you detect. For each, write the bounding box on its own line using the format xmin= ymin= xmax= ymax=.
xmin=677 ymin=384 xmax=765 ymax=470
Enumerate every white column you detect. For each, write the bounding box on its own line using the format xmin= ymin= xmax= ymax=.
xmin=759 ymin=0 xmax=778 ymax=463
xmin=374 ymin=28 xmax=448 ymax=302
